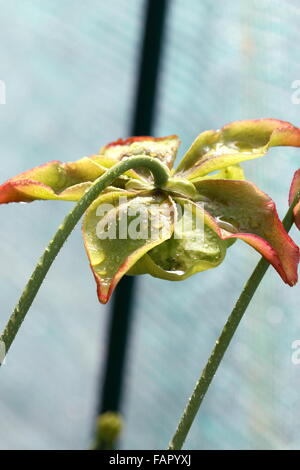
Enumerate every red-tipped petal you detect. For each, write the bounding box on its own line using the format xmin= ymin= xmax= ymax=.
xmin=176 ymin=119 xmax=300 ymax=179
xmin=82 ymin=192 xmax=176 ymax=303
xmin=195 ymin=179 xmax=299 ymax=286
xmin=0 ymin=158 xmax=107 ymax=203
xmin=100 ymin=135 xmax=180 ymax=172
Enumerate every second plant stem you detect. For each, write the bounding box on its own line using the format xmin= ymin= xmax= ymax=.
xmin=168 ymin=191 xmax=300 ymax=450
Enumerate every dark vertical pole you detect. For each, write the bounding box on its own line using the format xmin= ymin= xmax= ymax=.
xmin=98 ymin=0 xmax=170 ymax=418
xmin=131 ymin=0 xmax=170 ymax=136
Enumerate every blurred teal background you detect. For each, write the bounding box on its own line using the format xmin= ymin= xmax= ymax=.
xmin=0 ymin=0 xmax=300 ymax=450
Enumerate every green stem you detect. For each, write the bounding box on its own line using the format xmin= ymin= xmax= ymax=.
xmin=0 ymin=156 xmax=169 ymax=362
xmin=168 ymin=191 xmax=300 ymax=450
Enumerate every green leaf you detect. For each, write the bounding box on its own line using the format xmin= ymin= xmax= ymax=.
xmin=193 ymin=164 xmax=245 ymax=182
xmin=0 ymin=152 xmax=145 ymax=204
xmin=175 ymin=119 xmax=300 ymax=180
xmin=100 ymin=135 xmax=180 ymax=168
xmin=0 ymin=158 xmax=107 ymax=203
xmin=195 ymin=178 xmax=299 ymax=285
xmin=163 ymin=178 xmax=198 ymax=199
xmin=134 ymin=197 xmax=227 ymax=281
xmin=100 ymin=135 xmax=179 ymax=182
xmin=82 ymin=191 xmax=176 ymax=303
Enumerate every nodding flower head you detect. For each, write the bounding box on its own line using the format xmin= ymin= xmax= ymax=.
xmin=1 ymin=119 xmax=300 ymax=303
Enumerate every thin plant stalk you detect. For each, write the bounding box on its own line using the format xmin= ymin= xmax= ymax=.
xmin=0 ymin=156 xmax=169 ymax=361
xmin=168 ymin=191 xmax=300 ymax=450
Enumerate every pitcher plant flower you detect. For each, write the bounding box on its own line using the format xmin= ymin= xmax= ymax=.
xmin=1 ymin=119 xmax=300 ymax=304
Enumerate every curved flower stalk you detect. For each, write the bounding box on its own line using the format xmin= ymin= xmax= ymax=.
xmin=1 ymin=119 xmax=300 ymax=304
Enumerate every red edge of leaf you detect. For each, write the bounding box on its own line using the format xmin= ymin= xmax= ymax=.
xmin=82 ymin=228 xmax=163 ymax=304
xmin=92 ymin=258 xmax=133 ymax=304
xmin=104 ymin=135 xmax=179 ymax=149
xmin=0 ymin=179 xmax=56 ymax=203
xmin=0 ymin=160 xmax=62 ymax=204
xmin=203 ymin=203 xmax=299 ymax=286
xmin=222 ymin=118 xmax=300 ymax=146
xmin=82 ymin=196 xmax=176 ymax=304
